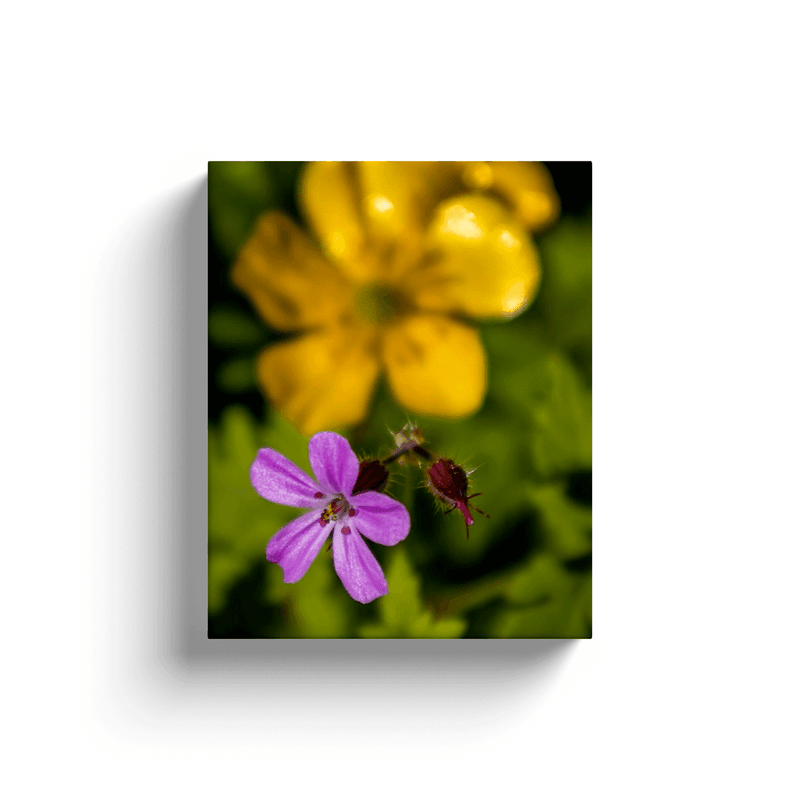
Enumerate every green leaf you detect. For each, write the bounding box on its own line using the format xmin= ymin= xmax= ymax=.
xmin=208 ymin=551 xmax=252 ymax=615
xmin=208 ymin=406 xmax=312 ymax=554
xmin=208 ymin=306 xmax=266 ymax=348
xmin=208 ymin=161 xmax=274 ymax=258
xmin=503 ymin=553 xmax=574 ymax=606
xmin=266 ymin=554 xmax=354 ymax=639
xmin=481 ymin=321 xmax=553 ymax=412
xmin=528 ymin=352 xmax=592 ymax=480
xmin=380 ymin=547 xmax=422 ymax=626
xmin=526 ymin=482 xmax=592 ymax=559
xmin=260 ymin=411 xmax=313 ymax=473
xmin=216 ymin=357 xmax=257 ymax=393
xmin=491 ymin=593 xmax=589 ymax=638
xmin=208 ymin=406 xmax=313 ymax=621
xmin=358 ymin=549 xmax=467 ymax=638
xmin=491 ymin=555 xmax=591 ymax=638
xmin=537 ymin=217 xmax=592 ymax=361
xmin=484 ymin=322 xmax=592 ymax=480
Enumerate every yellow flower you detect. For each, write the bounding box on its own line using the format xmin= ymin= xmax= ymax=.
xmin=232 ymin=161 xmax=559 ymax=435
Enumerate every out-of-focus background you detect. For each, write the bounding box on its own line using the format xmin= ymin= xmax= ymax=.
xmin=208 ymin=162 xmax=591 ymax=638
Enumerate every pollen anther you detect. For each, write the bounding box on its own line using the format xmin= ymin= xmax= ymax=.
xmin=319 ymin=493 xmax=352 ymax=525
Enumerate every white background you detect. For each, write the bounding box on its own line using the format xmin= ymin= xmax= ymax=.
xmin=3 ymin=2 xmax=799 ymax=798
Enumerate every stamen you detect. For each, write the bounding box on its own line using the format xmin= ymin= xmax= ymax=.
xmin=314 ymin=492 xmax=324 ymax=499
xmin=341 ymin=526 xmax=351 ymax=535
xmin=318 ymin=493 xmax=352 ymax=525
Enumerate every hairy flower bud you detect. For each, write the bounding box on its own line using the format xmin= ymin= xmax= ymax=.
xmin=426 ymin=458 xmax=489 ymax=538
xmin=352 ymin=459 xmax=390 ymax=495
xmin=383 ymin=423 xmax=432 ymax=465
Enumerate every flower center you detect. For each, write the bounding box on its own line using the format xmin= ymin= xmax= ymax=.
xmin=353 ymin=283 xmax=406 ymax=325
xmin=319 ymin=493 xmax=352 ymax=526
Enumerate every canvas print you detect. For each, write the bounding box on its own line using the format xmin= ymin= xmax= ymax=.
xmin=208 ymin=161 xmax=592 ymax=638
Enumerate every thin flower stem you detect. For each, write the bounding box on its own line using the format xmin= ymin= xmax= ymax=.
xmin=429 ymin=571 xmax=514 ymax=618
xmin=401 ymin=465 xmax=415 ymax=524
xmin=381 ymin=443 xmax=433 ymax=465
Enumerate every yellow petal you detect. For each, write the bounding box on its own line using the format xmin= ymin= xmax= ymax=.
xmin=299 ymin=161 xmax=381 ymax=284
xmin=257 ymin=325 xmax=381 ymax=435
xmin=462 ymin=161 xmax=560 ymax=233
xmin=357 ymin=162 xmax=461 ymax=249
xmin=382 ymin=314 xmax=486 ymax=417
xmin=231 ymin=212 xmax=349 ymax=331
xmin=409 ymin=195 xmax=541 ymax=320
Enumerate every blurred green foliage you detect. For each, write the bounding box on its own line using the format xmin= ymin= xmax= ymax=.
xmin=208 ymin=407 xmax=306 ymax=617
xmin=208 ymin=162 xmax=274 ymax=259
xmin=359 ymin=550 xmax=467 ymax=638
xmin=209 ymin=306 xmax=267 ymax=349
xmin=208 ymin=162 xmax=591 ymax=638
xmin=493 ymin=554 xmax=592 ymax=638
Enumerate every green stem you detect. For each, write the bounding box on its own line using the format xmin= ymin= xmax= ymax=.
xmin=401 ymin=464 xmax=415 ymax=525
xmin=429 ymin=571 xmax=513 ymax=618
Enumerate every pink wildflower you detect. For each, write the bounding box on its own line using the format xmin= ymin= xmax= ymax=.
xmin=251 ymin=432 xmax=410 ymax=603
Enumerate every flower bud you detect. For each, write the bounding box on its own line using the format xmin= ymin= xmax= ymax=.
xmin=383 ymin=423 xmax=432 ymax=465
xmin=426 ymin=458 xmax=489 ymax=538
xmin=352 ymin=459 xmax=390 ymax=495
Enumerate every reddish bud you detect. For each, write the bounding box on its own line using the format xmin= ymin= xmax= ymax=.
xmin=352 ymin=459 xmax=389 ymax=495
xmin=426 ymin=458 xmax=489 ymax=539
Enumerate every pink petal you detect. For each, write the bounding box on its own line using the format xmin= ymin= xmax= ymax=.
xmin=352 ymin=491 xmax=411 ymax=546
xmin=266 ymin=510 xmax=332 ymax=583
xmin=251 ymin=448 xmax=322 ymax=507
xmin=332 ymin=526 xmax=388 ymax=603
xmin=308 ymin=432 xmax=359 ymax=496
